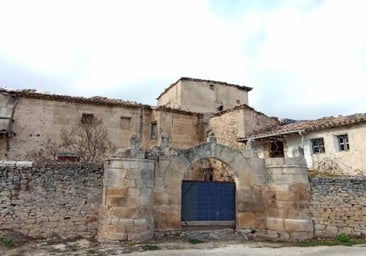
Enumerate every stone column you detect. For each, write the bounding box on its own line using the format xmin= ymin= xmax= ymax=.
xmin=265 ymin=157 xmax=314 ymax=241
xmin=98 ymin=158 xmax=155 ymax=241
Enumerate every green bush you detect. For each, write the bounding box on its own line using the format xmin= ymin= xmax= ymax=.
xmin=335 ymin=233 xmax=350 ymax=243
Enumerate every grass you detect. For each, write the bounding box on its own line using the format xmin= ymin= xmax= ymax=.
xmin=141 ymin=244 xmax=160 ymax=251
xmin=294 ymin=233 xmax=366 ymax=247
xmin=0 ymin=236 xmax=14 ymax=248
xmin=188 ymin=238 xmax=204 ymax=244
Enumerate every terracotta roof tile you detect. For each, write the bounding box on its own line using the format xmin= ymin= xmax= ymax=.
xmin=238 ymin=113 xmax=366 ymax=141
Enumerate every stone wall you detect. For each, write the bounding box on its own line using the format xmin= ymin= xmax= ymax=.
xmin=98 ymin=158 xmax=155 ymax=241
xmin=265 ymin=157 xmax=313 ymax=240
xmin=209 ymin=108 xmax=245 ymax=149
xmin=0 ymin=162 xmax=103 ymax=238
xmin=310 ymin=176 xmax=366 ymax=237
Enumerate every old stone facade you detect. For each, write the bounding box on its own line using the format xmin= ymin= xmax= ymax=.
xmin=1 ymin=77 xmax=365 ymax=242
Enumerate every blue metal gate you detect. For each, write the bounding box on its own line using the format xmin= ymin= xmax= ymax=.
xmin=181 ymin=181 xmax=235 ymax=222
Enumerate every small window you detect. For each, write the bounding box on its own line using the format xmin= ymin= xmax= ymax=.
xmin=217 ymin=105 xmax=224 ymax=111
xmin=337 ymin=134 xmax=350 ymax=151
xmin=236 ymin=99 xmax=240 ymax=104
xmin=81 ymin=113 xmax=94 ymax=124
xmin=150 ymin=121 xmax=157 ymax=140
xmin=209 ymin=84 xmax=215 ymax=90
xmin=120 ymin=116 xmax=131 ymax=129
xmin=270 ymin=140 xmax=284 ymax=158
xmin=311 ymin=138 xmax=325 ymax=154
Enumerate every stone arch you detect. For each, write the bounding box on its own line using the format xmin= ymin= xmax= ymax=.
xmin=157 ymin=141 xmax=266 ymax=231
xmin=164 ymin=142 xmax=253 ymax=183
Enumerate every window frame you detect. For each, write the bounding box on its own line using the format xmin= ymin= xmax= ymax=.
xmin=311 ymin=138 xmax=325 ymax=154
xmin=337 ymin=134 xmax=350 ymax=151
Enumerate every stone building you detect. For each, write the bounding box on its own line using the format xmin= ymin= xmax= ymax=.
xmin=0 ymin=77 xmax=276 ymax=161
xmin=238 ymin=114 xmax=366 ymax=175
xmin=0 ymin=77 xmax=365 ymax=242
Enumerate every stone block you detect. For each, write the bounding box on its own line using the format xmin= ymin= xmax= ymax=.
xmin=266 ymin=217 xmax=284 ymax=231
xmin=108 ymin=232 xmax=128 ymax=241
xmin=237 ymin=212 xmax=256 ymax=228
xmin=118 ymin=218 xmax=134 ymax=226
xmin=268 ymin=207 xmax=289 ymax=219
xmin=290 ymin=231 xmax=314 ymax=241
xmin=138 ymin=161 xmax=154 ymax=170
xmin=0 ymin=161 xmax=16 ymax=167
xmin=107 ymin=188 xmax=128 ymax=197
xmin=105 ymin=159 xmax=124 ymax=169
xmin=15 ymin=161 xmax=33 ymax=167
xmin=236 ymin=188 xmax=265 ymax=212
xmin=107 ymin=197 xmax=127 ymax=207
xmin=109 ymin=207 xmax=136 ymax=218
xmin=157 ymin=211 xmax=180 ymax=230
xmin=284 ymin=219 xmax=313 ymax=232
xmin=128 ymin=230 xmax=153 ymax=241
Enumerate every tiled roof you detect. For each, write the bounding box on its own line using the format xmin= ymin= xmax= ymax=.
xmin=238 ymin=113 xmax=366 ymax=141
xmin=156 ymin=77 xmax=252 ymax=100
xmin=0 ymin=88 xmax=152 ymax=109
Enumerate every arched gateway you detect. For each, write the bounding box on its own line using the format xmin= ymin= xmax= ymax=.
xmin=98 ymin=135 xmax=314 ymax=242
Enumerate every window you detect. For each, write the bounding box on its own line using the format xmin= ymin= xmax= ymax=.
xmin=337 ymin=134 xmax=350 ymax=151
xmin=311 ymin=138 xmax=325 ymax=154
xmin=209 ymin=84 xmax=215 ymax=90
xmin=236 ymin=99 xmax=240 ymax=104
xmin=120 ymin=116 xmax=131 ymax=129
xmin=81 ymin=113 xmax=94 ymax=124
xmin=269 ymin=140 xmax=284 ymax=158
xmin=150 ymin=121 xmax=157 ymax=140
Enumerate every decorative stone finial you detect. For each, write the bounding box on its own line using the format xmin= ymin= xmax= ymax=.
xmin=160 ymin=132 xmax=170 ymax=148
xmin=207 ymin=131 xmax=217 ymax=143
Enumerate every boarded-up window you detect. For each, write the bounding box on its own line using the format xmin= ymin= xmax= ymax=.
xmin=81 ymin=113 xmax=94 ymax=124
xmin=120 ymin=116 xmax=131 ymax=129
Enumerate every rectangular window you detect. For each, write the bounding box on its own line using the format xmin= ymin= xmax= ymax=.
xmin=120 ymin=116 xmax=131 ymax=129
xmin=81 ymin=113 xmax=94 ymax=124
xmin=311 ymin=138 xmax=325 ymax=154
xmin=337 ymin=134 xmax=350 ymax=151
xmin=150 ymin=121 xmax=157 ymax=140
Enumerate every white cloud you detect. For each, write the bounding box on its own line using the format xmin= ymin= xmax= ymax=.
xmin=0 ymin=0 xmax=365 ymax=118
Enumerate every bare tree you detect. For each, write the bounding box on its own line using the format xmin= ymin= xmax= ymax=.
xmin=27 ymin=117 xmax=116 ymax=163
xmin=26 ymin=137 xmax=59 ymax=163
xmin=61 ymin=117 xmax=116 ymax=163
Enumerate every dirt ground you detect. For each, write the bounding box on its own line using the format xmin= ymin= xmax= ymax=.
xmin=1 ymin=230 xmax=366 ymax=256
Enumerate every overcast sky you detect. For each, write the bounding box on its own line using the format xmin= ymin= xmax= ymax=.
xmin=0 ymin=0 xmax=365 ymax=119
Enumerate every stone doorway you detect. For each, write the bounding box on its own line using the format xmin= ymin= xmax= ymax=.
xmin=181 ymin=158 xmax=236 ymax=228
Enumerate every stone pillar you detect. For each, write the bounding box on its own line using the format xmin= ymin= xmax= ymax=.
xmin=265 ymin=157 xmax=314 ymax=241
xmin=98 ymin=158 xmax=155 ymax=241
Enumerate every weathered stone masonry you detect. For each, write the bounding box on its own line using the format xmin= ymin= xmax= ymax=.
xmin=0 ymin=162 xmax=102 ymax=238
xmin=310 ymin=176 xmax=366 ymax=237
